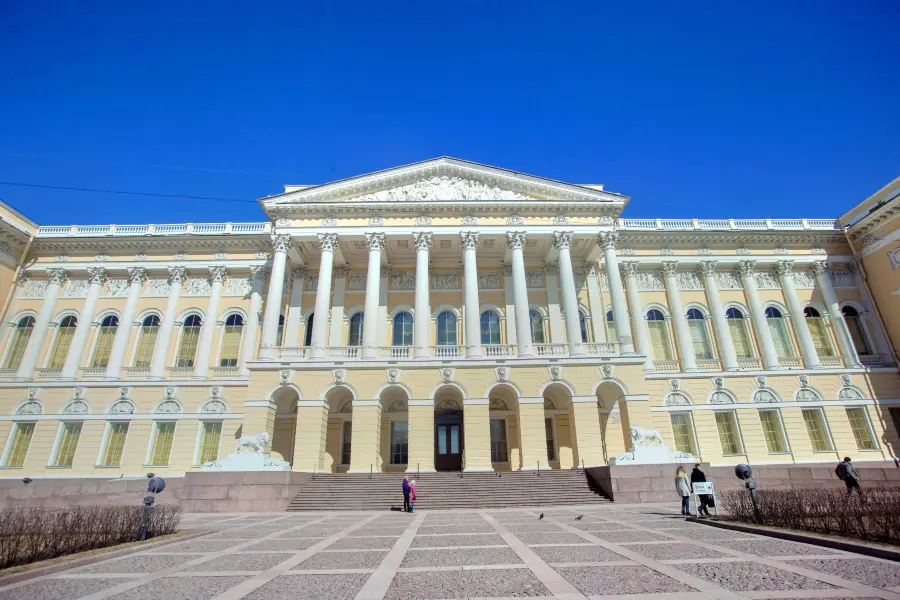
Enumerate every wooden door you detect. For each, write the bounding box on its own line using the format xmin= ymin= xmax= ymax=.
xmin=434 ymin=411 xmax=463 ymax=471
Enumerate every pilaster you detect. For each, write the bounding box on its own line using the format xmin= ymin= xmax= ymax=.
xmin=407 ymin=399 xmax=435 ymax=472
xmin=293 ymin=400 xmax=329 ymax=471
xmin=517 ymin=396 xmax=548 ymax=470
xmin=462 ymin=398 xmax=492 ymax=471
xmin=348 ymin=400 xmax=382 ymax=473
xmin=569 ymin=396 xmax=606 ymax=467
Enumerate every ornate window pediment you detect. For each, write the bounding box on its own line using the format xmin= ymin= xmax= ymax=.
xmin=752 ymin=388 xmax=780 ymax=403
xmin=201 ymin=400 xmax=228 ymax=414
xmin=489 ymin=398 xmax=508 ymax=411
xmin=109 ymin=399 xmax=136 ymax=414
xmin=664 ymin=392 xmax=691 ymax=406
xmin=63 ymin=400 xmax=90 ymax=414
xmin=155 ymin=400 xmax=183 ymax=414
xmin=795 ymin=386 xmax=824 ymax=402
xmin=838 ymin=386 xmax=866 ymax=401
xmin=15 ymin=401 xmax=42 ymax=416
xmin=435 ymin=398 xmax=461 ymax=411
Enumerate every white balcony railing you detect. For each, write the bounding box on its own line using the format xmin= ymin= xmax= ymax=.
xmin=618 ymin=218 xmax=839 ymax=232
xmin=35 ymin=369 xmax=62 ymax=380
xmin=779 ymin=357 xmax=804 ymax=369
xmin=584 ymin=342 xmax=618 ymax=356
xmin=35 ymin=222 xmax=271 ymax=238
xmin=0 ymin=369 xmax=17 ymax=380
xmin=432 ymin=345 xmax=466 ymax=359
xmin=79 ymin=367 xmax=107 ymax=379
xmin=166 ymin=367 xmax=194 ymax=378
xmin=327 ymin=346 xmax=361 ymax=359
xmin=819 ymin=356 xmax=845 ymax=368
xmin=276 ymin=347 xmax=311 ymax=360
xmin=859 ymin=354 xmax=885 ymax=367
xmin=211 ymin=366 xmax=241 ymax=378
xmin=378 ymin=346 xmax=414 ymax=359
xmin=124 ymin=367 xmax=151 ymax=379
xmin=653 ymin=360 xmax=681 ymax=373
xmin=737 ymin=357 xmax=762 ymax=370
xmin=484 ymin=344 xmax=518 ymax=358
xmin=696 ymin=359 xmax=722 ymax=372
xmin=534 ymin=344 xmax=567 ymax=357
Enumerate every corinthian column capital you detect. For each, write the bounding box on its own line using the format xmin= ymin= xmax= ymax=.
xmin=598 ymin=231 xmax=619 ymax=250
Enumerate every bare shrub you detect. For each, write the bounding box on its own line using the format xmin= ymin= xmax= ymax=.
xmin=720 ymin=487 xmax=900 ymax=544
xmin=0 ymin=504 xmax=181 ymax=569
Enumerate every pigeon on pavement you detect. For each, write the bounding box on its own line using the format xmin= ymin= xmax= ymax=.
xmin=575 ymin=514 xmax=583 ymax=520
xmin=539 ymin=513 xmax=544 ymax=519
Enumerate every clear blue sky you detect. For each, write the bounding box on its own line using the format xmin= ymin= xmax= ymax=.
xmin=1 ymin=2 xmax=898 ymax=225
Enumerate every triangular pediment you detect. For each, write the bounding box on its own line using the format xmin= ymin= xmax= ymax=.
xmin=262 ymin=157 xmax=625 ymax=207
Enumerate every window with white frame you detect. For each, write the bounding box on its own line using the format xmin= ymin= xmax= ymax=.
xmin=101 ymin=422 xmax=129 ymax=466
xmin=3 ymin=316 xmax=35 ymax=370
xmin=390 ymin=421 xmax=408 ymax=464
xmin=579 ymin=311 xmax=590 ymax=343
xmin=530 ymin=310 xmax=545 ymax=344
xmin=176 ymin=315 xmax=202 ymax=367
xmin=90 ymin=315 xmax=119 ymax=368
xmin=348 ymin=313 xmax=364 ymax=347
xmin=714 ymin=411 xmax=743 ymax=455
xmin=219 ymin=314 xmax=244 ymax=367
xmin=436 ymin=311 xmax=457 ymax=346
xmin=647 ymin=309 xmax=673 ymax=360
xmin=669 ymin=412 xmax=697 ymax=455
xmin=3 ymin=422 xmax=35 ymax=467
xmin=490 ymin=419 xmax=508 ymax=462
xmin=845 ymin=407 xmax=877 ymax=450
xmin=765 ymin=307 xmax=795 ymax=358
xmin=605 ymin=310 xmax=616 ymax=343
xmin=725 ymin=307 xmax=754 ymax=358
xmin=149 ymin=422 xmax=176 ymax=465
xmin=841 ymin=306 xmax=872 ymax=355
xmin=198 ymin=421 xmax=222 ymax=463
xmin=303 ymin=313 xmax=314 ymax=347
xmin=133 ymin=315 xmax=160 ymax=368
xmin=801 ymin=408 xmax=833 ymax=452
xmin=53 ymin=422 xmax=83 ymax=467
xmin=48 ymin=315 xmax=78 ymax=369
xmin=804 ymin=307 xmax=834 ymax=357
xmin=480 ymin=311 xmax=501 ymax=344
xmin=392 ymin=312 xmax=413 ymax=346
xmin=758 ymin=409 xmax=788 ymax=453
xmin=686 ymin=308 xmax=714 ymax=360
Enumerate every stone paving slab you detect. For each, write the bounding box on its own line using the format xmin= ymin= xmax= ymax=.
xmin=107 ymin=575 xmax=249 ymax=599
xmin=674 ymin=560 xmax=839 ymax=591
xmin=532 ymin=544 xmax=626 ymax=564
xmin=625 ymin=542 xmax=731 ymax=560
xmin=783 ymin=557 xmax=900 ymax=589
xmin=401 ymin=547 xmax=523 ymax=567
xmin=184 ymin=552 xmax=289 ymax=572
xmin=515 ymin=531 xmax=587 ymax=545
xmin=384 ymin=568 xmax=550 ymax=599
xmin=716 ymin=538 xmax=843 ymax=557
xmin=243 ymin=538 xmax=324 ymax=551
xmin=295 ymin=549 xmax=389 ymax=570
xmin=73 ymin=554 xmax=202 ymax=574
xmin=557 ymin=565 xmax=692 ymax=595
xmin=410 ymin=533 xmax=505 ymax=548
xmin=0 ymin=577 xmax=125 ymax=600
xmin=330 ymin=536 xmax=400 ymax=550
xmin=242 ymin=573 xmax=371 ymax=600
xmin=590 ymin=530 xmax=670 ymax=543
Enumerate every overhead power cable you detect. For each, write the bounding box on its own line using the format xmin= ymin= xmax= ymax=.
xmin=0 ymin=181 xmax=257 ymax=204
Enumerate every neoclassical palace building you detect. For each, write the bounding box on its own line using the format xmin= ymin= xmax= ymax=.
xmin=0 ymin=158 xmax=898 ymax=480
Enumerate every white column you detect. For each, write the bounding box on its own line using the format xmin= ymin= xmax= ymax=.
xmin=378 ymin=265 xmax=390 ymax=347
xmin=848 ymin=261 xmax=894 ymax=364
xmin=598 ymin=232 xmax=634 ymax=354
xmin=584 ymin=263 xmax=607 ymax=343
xmin=661 ymin=261 xmax=697 ymax=371
xmin=738 ymin=260 xmax=780 ymax=370
xmin=361 ymin=233 xmax=384 ymax=359
xmin=775 ymin=260 xmax=820 ymax=368
xmin=413 ymin=232 xmax=432 ymax=358
xmin=543 ymin=264 xmax=564 ymax=342
xmin=284 ymin=266 xmax=306 ymax=347
xmin=460 ymin=232 xmax=484 ymax=357
xmin=150 ymin=266 xmax=186 ymax=379
xmin=700 ymin=261 xmax=739 ymax=371
xmin=193 ymin=266 xmax=226 ymax=378
xmin=554 ymin=231 xmax=584 ymax=356
xmin=61 ymin=267 xmax=106 ymax=379
xmin=507 ymin=231 xmax=534 ymax=357
xmin=259 ymin=234 xmax=291 ymax=359
xmin=104 ymin=267 xmax=146 ymax=379
xmin=310 ymin=233 xmax=337 ymax=359
xmin=620 ymin=262 xmax=654 ymax=371
xmin=502 ymin=263 xmax=517 ymax=346
xmin=16 ymin=268 xmax=66 ymax=379
xmin=239 ymin=266 xmax=266 ymax=376
xmin=328 ymin=266 xmax=348 ymax=346
xmin=813 ymin=261 xmax=861 ymax=367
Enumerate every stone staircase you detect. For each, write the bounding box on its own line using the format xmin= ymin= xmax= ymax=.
xmin=287 ymin=469 xmax=610 ymax=511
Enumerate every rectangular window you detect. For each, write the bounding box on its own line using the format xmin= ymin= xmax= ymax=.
xmin=648 ymin=321 xmax=673 ymax=360
xmin=688 ymin=320 xmax=714 ymax=360
xmin=198 ymin=422 xmax=222 ymax=463
xmin=807 ymin=317 xmax=834 ymax=357
xmin=5 ymin=423 xmax=35 ymax=467
xmin=669 ymin=413 xmax=697 ymax=455
xmin=341 ymin=421 xmax=352 ymax=465
xmin=437 ymin=425 xmax=448 ymax=455
xmin=89 ymin=326 xmax=117 ymax=368
xmin=150 ymin=422 xmax=176 ymax=465
xmin=545 ymin=418 xmax=556 ymax=462
xmin=54 ymin=422 xmax=83 ymax=467
xmin=390 ymin=421 xmax=408 ymax=465
xmin=133 ymin=326 xmax=158 ymax=368
xmin=715 ymin=411 xmax=743 ymax=455
xmin=102 ymin=422 xmax=129 ymax=466
xmin=768 ymin=318 xmax=795 ymax=358
xmin=450 ymin=425 xmax=460 ymax=454
xmin=219 ymin=326 xmax=242 ymax=367
xmin=846 ymin=408 xmax=877 ymax=450
xmin=802 ymin=408 xmax=833 ymax=452
xmin=606 ymin=321 xmax=617 ymax=345
xmin=728 ymin=319 xmax=753 ymax=358
xmin=176 ymin=327 xmax=201 ymax=368
xmin=490 ymin=419 xmax=508 ymax=462
xmin=3 ymin=328 xmax=32 ymax=370
xmin=48 ymin=327 xmax=75 ymax=369
xmin=758 ymin=409 xmax=788 ymax=453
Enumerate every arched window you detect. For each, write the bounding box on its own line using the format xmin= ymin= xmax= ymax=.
xmin=605 ymin=310 xmax=616 ymax=343
xmin=529 ymin=310 xmax=545 ymax=344
xmin=646 ymin=309 xmax=673 ymax=360
xmin=219 ymin=314 xmax=244 ymax=367
xmin=133 ymin=315 xmax=160 ymax=368
xmin=725 ymin=308 xmax=753 ymax=358
xmin=176 ymin=314 xmax=202 ymax=368
xmin=90 ymin=315 xmax=119 ymax=368
xmin=2 ymin=316 xmax=35 ymax=370
xmin=393 ymin=312 xmax=413 ymax=346
xmin=804 ymin=307 xmax=833 ymax=357
xmin=579 ymin=311 xmax=590 ymax=343
xmin=765 ymin=307 xmax=795 ymax=358
xmin=841 ymin=306 xmax=871 ymax=355
xmin=348 ymin=313 xmax=364 ymax=346
xmin=686 ymin=308 xmax=714 ymax=360
xmin=303 ymin=313 xmax=314 ymax=347
xmin=481 ymin=311 xmax=501 ymax=344
xmin=437 ymin=311 xmax=457 ymax=346
xmin=276 ymin=314 xmax=285 ymax=347
xmin=48 ymin=315 xmax=78 ymax=369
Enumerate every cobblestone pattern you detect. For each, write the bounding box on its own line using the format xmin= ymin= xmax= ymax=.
xmin=1 ymin=504 xmax=897 ymax=600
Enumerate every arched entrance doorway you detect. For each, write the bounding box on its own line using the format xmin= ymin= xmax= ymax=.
xmin=379 ymin=385 xmax=410 ymax=473
xmin=596 ymin=380 xmax=627 ymax=460
xmin=433 ymin=385 xmax=464 ymax=471
xmin=270 ymin=387 xmax=299 ymax=465
xmin=324 ymin=386 xmax=355 ymax=473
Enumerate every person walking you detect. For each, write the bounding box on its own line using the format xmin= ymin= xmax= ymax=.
xmin=836 ymin=457 xmax=863 ymax=498
xmin=690 ymin=464 xmax=712 ymax=516
xmin=675 ymin=466 xmax=691 ymax=515
xmin=402 ymin=475 xmax=411 ymax=512
xmin=409 ymin=479 xmax=417 ymax=513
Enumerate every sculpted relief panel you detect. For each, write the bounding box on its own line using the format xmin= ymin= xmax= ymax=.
xmin=390 ymin=271 xmax=416 ymax=290
xmin=478 ymin=271 xmax=502 ymax=290
xmin=225 ymin=277 xmax=252 ymax=297
xmin=348 ymin=176 xmax=533 ymax=202
xmin=433 ymin=271 xmax=460 ymax=290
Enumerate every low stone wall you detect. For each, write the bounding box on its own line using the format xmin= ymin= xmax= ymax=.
xmin=586 ymin=462 xmax=900 ymax=504
xmin=0 ymin=471 xmax=311 ymax=512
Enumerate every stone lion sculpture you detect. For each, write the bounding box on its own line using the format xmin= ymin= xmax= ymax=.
xmin=234 ymin=432 xmax=271 ymax=454
xmin=630 ymin=426 xmax=664 ymax=448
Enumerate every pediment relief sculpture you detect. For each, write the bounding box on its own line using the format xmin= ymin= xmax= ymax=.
xmin=347 ymin=176 xmax=533 ymax=203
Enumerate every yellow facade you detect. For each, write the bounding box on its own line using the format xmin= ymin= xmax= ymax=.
xmin=0 ymin=159 xmax=899 ymax=482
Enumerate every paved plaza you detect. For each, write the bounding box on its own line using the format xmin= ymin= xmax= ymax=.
xmin=2 ymin=504 xmax=900 ymax=600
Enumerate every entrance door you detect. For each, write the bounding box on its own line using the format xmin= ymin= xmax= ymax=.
xmin=435 ymin=410 xmax=463 ymax=471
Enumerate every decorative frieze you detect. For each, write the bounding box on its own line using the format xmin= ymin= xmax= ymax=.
xmin=676 ymin=272 xmax=702 ymax=290
xmin=829 ymin=269 xmax=855 ymax=287
xmin=525 ymin=270 xmax=544 ymax=288
xmin=144 ymin=279 xmax=171 ymax=297
xmin=305 ymin=274 xmax=319 ymax=292
xmin=103 ymin=279 xmax=130 ymax=298
xmin=433 ymin=271 xmax=460 ymax=290
xmin=714 ymin=271 xmax=742 ymax=290
xmin=348 ymin=176 xmax=530 ymax=202
xmin=183 ymin=277 xmax=212 ymax=297
xmin=19 ymin=278 xmax=48 ymax=299
xmin=389 ymin=271 xmax=416 ymax=290
xmin=64 ymin=279 xmax=90 ymax=298
xmin=347 ymin=273 xmax=367 ymax=291
xmin=225 ymin=277 xmax=252 ymax=297
xmin=754 ymin=271 xmax=779 ymax=289
xmin=478 ymin=271 xmax=502 ymax=289
xmin=635 ymin=272 xmax=664 ymax=291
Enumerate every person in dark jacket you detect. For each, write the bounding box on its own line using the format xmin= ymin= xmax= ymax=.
xmin=690 ymin=464 xmax=712 ymax=516
xmin=836 ymin=457 xmax=863 ymax=498
xmin=402 ymin=475 xmax=411 ymax=512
